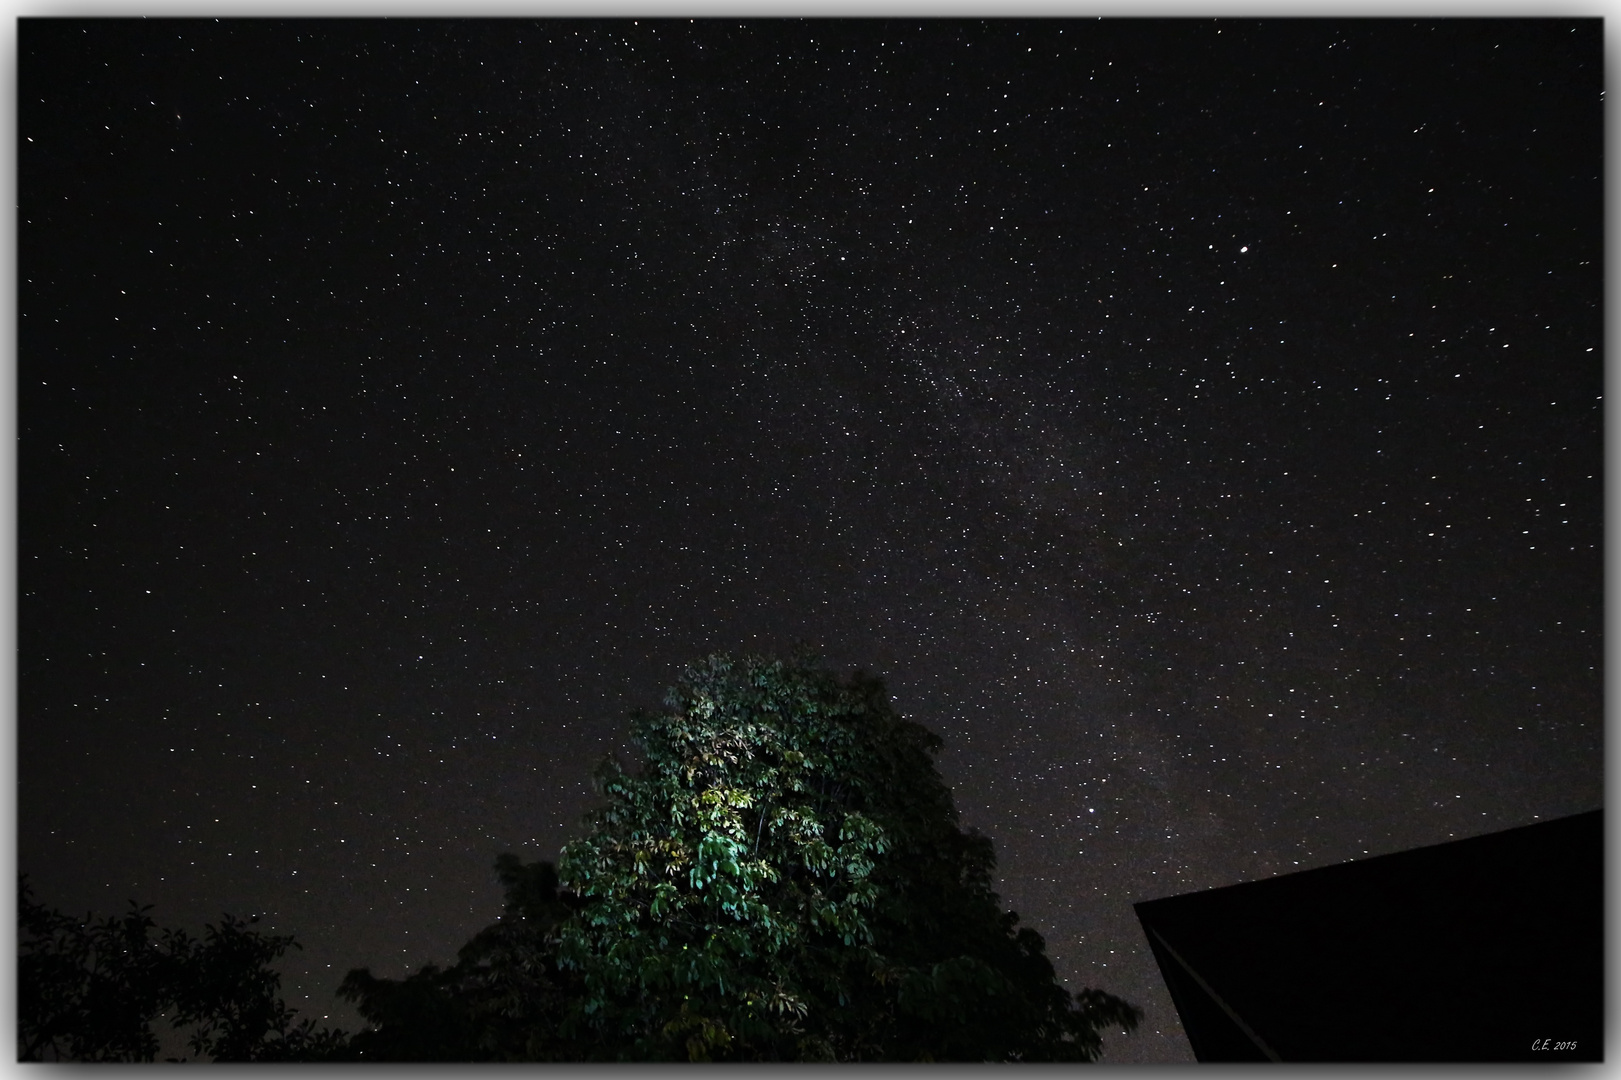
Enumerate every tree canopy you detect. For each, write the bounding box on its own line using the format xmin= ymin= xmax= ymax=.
xmin=344 ymin=652 xmax=1141 ymax=1061
xmin=21 ymin=654 xmax=1138 ymax=1061
xmin=18 ymin=876 xmax=349 ymax=1062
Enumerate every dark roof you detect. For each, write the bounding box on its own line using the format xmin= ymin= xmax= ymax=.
xmin=1134 ymin=809 xmax=1603 ymax=1062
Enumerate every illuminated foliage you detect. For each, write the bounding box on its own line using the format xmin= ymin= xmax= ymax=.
xmin=553 ymin=652 xmax=1141 ymax=1061
xmin=342 ymin=653 xmax=1140 ymax=1061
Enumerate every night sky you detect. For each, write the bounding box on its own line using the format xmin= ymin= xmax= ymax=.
xmin=21 ymin=19 xmax=1602 ymax=1063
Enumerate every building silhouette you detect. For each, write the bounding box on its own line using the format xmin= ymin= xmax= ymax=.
xmin=1134 ymin=809 xmax=1602 ymax=1062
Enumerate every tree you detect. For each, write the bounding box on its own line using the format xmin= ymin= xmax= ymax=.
xmin=338 ymin=855 xmax=587 ymax=1061
xmin=17 ymin=876 xmax=349 ymax=1062
xmin=345 ymin=652 xmax=1141 ymax=1061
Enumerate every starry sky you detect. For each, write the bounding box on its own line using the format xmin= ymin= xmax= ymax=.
xmin=20 ymin=19 xmax=1602 ymax=1063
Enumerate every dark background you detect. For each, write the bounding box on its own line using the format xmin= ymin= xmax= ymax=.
xmin=21 ymin=19 xmax=1601 ymax=1062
